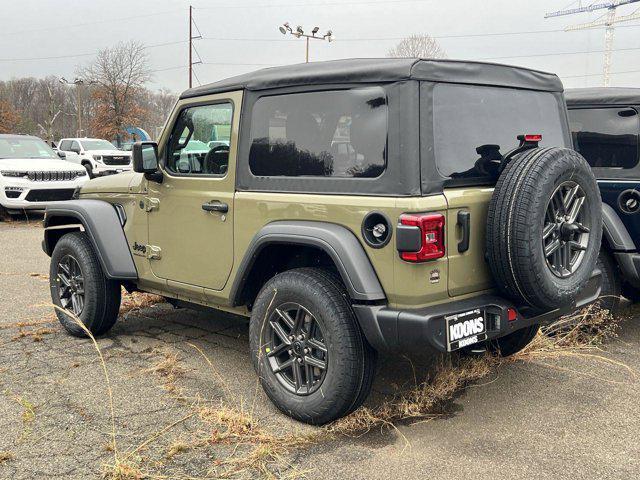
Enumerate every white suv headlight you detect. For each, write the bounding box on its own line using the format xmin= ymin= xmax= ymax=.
xmin=93 ymin=155 xmax=103 ymax=162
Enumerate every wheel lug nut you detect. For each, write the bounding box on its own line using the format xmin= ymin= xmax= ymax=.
xmin=288 ymin=336 xmax=294 ymax=341
xmin=288 ymin=350 xmax=293 ymax=355
xmin=297 ymin=335 xmax=304 ymax=341
xmin=304 ymin=348 xmax=309 ymax=354
xmin=297 ymin=358 xmax=303 ymax=363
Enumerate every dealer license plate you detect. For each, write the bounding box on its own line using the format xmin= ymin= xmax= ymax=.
xmin=445 ymin=308 xmax=487 ymax=352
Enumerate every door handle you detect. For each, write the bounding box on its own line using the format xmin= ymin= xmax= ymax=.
xmin=457 ymin=210 xmax=470 ymax=253
xmin=202 ymin=201 xmax=228 ymax=213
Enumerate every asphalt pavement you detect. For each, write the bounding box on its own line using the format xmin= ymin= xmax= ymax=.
xmin=0 ymin=218 xmax=638 ymax=479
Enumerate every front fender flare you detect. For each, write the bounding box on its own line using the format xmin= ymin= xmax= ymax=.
xmin=229 ymin=221 xmax=386 ymax=305
xmin=43 ymin=199 xmax=138 ymax=280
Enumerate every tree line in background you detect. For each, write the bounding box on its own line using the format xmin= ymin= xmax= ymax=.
xmin=0 ymin=41 xmax=176 ymax=144
xmin=0 ymin=34 xmax=446 ymax=143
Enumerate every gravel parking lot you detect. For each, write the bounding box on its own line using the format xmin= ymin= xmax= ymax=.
xmin=0 ymin=218 xmax=639 ymax=479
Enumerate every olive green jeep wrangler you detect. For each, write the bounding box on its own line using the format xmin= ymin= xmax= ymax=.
xmin=43 ymin=59 xmax=603 ymax=424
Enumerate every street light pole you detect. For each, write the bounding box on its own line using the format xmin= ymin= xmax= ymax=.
xmin=279 ymin=23 xmax=333 ymax=63
xmin=59 ymin=77 xmax=97 ymax=137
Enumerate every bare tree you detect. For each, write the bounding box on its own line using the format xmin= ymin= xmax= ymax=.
xmin=80 ymin=41 xmax=151 ymax=140
xmin=36 ymin=80 xmax=62 ymax=142
xmin=387 ymin=34 xmax=447 ymax=59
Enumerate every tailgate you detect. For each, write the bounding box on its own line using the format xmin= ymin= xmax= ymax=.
xmin=444 ymin=187 xmax=495 ymax=297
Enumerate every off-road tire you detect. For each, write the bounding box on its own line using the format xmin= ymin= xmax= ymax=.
xmin=0 ymin=205 xmax=12 ymax=222
xmin=596 ymin=249 xmax=622 ymax=314
xmin=486 ymin=147 xmax=602 ymax=311
xmin=50 ymin=232 xmax=121 ymax=337
xmin=249 ymin=267 xmax=375 ymax=425
xmin=623 ymin=284 xmax=640 ymax=304
xmin=491 ymin=325 xmax=539 ymax=357
xmin=82 ymin=162 xmax=95 ymax=179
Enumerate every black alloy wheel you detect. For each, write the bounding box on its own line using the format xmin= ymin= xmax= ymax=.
xmin=543 ymin=181 xmax=591 ymax=278
xmin=265 ymin=302 xmax=328 ymax=395
xmin=56 ymin=254 xmax=85 ymax=316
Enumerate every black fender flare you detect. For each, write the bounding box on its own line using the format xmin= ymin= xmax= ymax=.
xmin=602 ymin=203 xmax=636 ymax=252
xmin=229 ymin=221 xmax=386 ymax=306
xmin=43 ymin=199 xmax=138 ymax=280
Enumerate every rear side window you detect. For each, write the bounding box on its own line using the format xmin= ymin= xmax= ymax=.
xmin=59 ymin=140 xmax=71 ymax=151
xmin=248 ymin=87 xmax=387 ymax=178
xmin=569 ymin=107 xmax=639 ymax=169
xmin=432 ymin=84 xmax=567 ymax=184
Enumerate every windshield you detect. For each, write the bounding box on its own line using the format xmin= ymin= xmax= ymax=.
xmin=80 ymin=139 xmax=116 ymax=150
xmin=0 ymin=137 xmax=58 ymax=159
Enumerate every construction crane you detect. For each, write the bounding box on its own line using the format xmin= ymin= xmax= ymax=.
xmin=545 ymin=0 xmax=640 ymax=86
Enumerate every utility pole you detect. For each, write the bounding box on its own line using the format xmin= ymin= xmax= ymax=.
xmin=59 ymin=77 xmax=96 ymax=137
xmin=188 ymin=5 xmax=203 ymax=88
xmin=545 ymin=0 xmax=640 ymax=86
xmin=189 ymin=5 xmax=193 ymax=89
xmin=279 ymin=23 xmax=333 ymax=62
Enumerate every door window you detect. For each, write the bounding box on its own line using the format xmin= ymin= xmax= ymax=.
xmin=59 ymin=140 xmax=71 ymax=151
xmin=165 ymin=102 xmax=233 ymax=176
xmin=569 ymin=107 xmax=639 ymax=169
xmin=70 ymin=141 xmax=80 ymax=153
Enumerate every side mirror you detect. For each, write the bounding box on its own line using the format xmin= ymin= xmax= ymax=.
xmin=57 ymin=151 xmax=66 ymax=159
xmin=133 ymin=141 xmax=159 ymax=173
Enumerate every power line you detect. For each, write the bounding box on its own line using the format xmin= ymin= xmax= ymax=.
xmin=0 ymin=9 xmax=182 ymax=38
xmin=483 ymin=45 xmax=640 ymax=60
xmin=562 ymin=67 xmax=640 ymax=78
xmin=194 ymin=0 xmax=436 ymax=9
xmin=0 ymin=40 xmax=186 ymax=62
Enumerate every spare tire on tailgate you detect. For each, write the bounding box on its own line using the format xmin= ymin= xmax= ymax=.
xmin=486 ymin=147 xmax=601 ymax=312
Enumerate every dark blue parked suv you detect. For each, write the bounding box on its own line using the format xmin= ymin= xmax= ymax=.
xmin=566 ymin=88 xmax=640 ymax=311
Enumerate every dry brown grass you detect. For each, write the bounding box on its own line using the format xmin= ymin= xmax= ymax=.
xmin=143 ymin=349 xmax=188 ymax=395
xmin=0 ymin=451 xmax=14 ymax=464
xmin=12 ymin=326 xmax=57 ymax=342
xmin=120 ymin=291 xmax=164 ymax=316
xmin=47 ymin=297 xmax=632 ymax=480
xmin=328 ymin=355 xmax=496 ymax=439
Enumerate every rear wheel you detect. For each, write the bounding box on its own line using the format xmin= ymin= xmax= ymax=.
xmin=596 ymin=249 xmax=622 ymax=314
xmin=50 ymin=232 xmax=121 ymax=337
xmin=491 ymin=325 xmax=540 ymax=357
xmin=249 ymin=267 xmax=375 ymax=425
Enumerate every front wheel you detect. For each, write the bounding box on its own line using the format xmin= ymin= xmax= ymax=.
xmin=249 ymin=268 xmax=376 ymax=425
xmin=0 ymin=205 xmax=11 ymax=222
xmin=50 ymin=232 xmax=121 ymax=337
xmin=83 ymin=162 xmax=95 ymax=179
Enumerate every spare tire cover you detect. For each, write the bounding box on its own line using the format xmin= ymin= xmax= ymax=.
xmin=486 ymin=147 xmax=602 ymax=311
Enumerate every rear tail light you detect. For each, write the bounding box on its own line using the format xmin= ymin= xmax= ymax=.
xmin=507 ymin=308 xmax=518 ymax=322
xmin=398 ymin=213 xmax=445 ymax=262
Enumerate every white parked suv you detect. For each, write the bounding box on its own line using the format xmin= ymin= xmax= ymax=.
xmin=58 ymin=138 xmax=132 ymax=178
xmin=0 ymin=135 xmax=87 ymax=217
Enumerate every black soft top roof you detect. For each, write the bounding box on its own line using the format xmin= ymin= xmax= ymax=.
xmin=565 ymin=87 xmax=640 ymax=107
xmin=181 ymin=58 xmax=563 ymax=99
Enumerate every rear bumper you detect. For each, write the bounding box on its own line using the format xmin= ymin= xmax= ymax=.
xmin=353 ymin=269 xmax=602 ymax=354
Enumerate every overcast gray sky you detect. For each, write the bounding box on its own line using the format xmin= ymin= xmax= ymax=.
xmin=1 ymin=0 xmax=639 ymax=93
